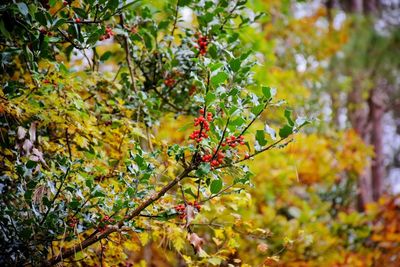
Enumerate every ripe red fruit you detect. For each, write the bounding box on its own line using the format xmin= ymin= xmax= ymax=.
xmin=105 ymin=26 xmax=114 ymax=36
xmin=75 ymin=18 xmax=81 ymax=23
xmin=63 ymin=1 xmax=68 ymax=6
xmin=164 ymin=77 xmax=175 ymax=88
xmin=196 ymin=34 xmax=208 ymax=55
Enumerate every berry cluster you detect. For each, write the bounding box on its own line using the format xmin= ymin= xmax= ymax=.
xmin=196 ymin=34 xmax=208 ymax=56
xmin=175 ymin=202 xmax=201 ymax=219
xmin=222 ymin=135 xmax=245 ymax=148
xmin=97 ymin=215 xmax=115 ymax=233
xmin=164 ymin=76 xmax=175 ymax=88
xmin=189 ymin=109 xmax=213 ymax=142
xmin=99 ymin=26 xmax=114 ymax=41
xmin=101 ymin=215 xmax=115 ymax=223
xmin=202 ymin=149 xmax=225 ymax=167
xmin=39 ymin=28 xmax=53 ymax=36
xmin=67 ymin=217 xmax=78 ymax=228
xmin=189 ymin=129 xmax=208 ymax=142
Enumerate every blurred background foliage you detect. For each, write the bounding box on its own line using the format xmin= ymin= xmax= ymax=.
xmin=1 ymin=0 xmax=400 ymax=266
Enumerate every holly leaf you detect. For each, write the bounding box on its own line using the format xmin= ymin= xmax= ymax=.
xmin=279 ymin=125 xmax=293 ymax=138
xmin=256 ymin=130 xmax=267 ymax=146
xmin=211 ymin=72 xmax=228 ymax=87
xmin=284 ymin=109 xmax=294 ymax=126
xmin=210 ymin=178 xmax=223 ymax=194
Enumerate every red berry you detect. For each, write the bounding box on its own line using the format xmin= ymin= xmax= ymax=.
xmin=75 ymin=18 xmax=81 ymax=23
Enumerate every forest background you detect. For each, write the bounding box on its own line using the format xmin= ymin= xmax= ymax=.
xmin=0 ymin=0 xmax=400 ymax=266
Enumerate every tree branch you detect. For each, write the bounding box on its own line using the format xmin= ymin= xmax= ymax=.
xmin=43 ymin=166 xmax=193 ymax=266
xmin=168 ymin=0 xmax=180 ymax=48
xmin=119 ymin=14 xmax=138 ymax=93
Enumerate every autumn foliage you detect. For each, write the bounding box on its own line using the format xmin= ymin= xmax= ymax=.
xmin=1 ymin=0 xmax=399 ymax=266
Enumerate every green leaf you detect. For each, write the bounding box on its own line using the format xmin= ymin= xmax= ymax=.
xmin=17 ymin=3 xmax=29 ymax=16
xmin=142 ymin=29 xmax=155 ymax=51
xmin=73 ymin=7 xmax=87 ymax=19
xmin=0 ymin=20 xmax=10 ymax=39
xmin=35 ymin=12 xmax=47 ymax=26
xmin=53 ymin=18 xmax=67 ymax=28
xmin=158 ymin=20 xmax=169 ymax=30
xmin=256 ymin=130 xmax=267 ymax=146
xmin=229 ymin=58 xmax=241 ymax=72
xmin=208 ymin=257 xmax=222 ymax=266
xmin=208 ymin=45 xmax=217 ymax=58
xmin=210 ymin=62 xmax=224 ymax=71
xmin=228 ymin=106 xmax=239 ymax=116
xmin=279 ymin=125 xmax=293 ymax=138
xmin=26 ymin=160 xmax=37 ymax=169
xmin=87 ymin=29 xmax=103 ymax=45
xmin=284 ymin=109 xmax=294 ymax=126
xmin=49 ymin=0 xmax=58 ymax=7
xmin=195 ymin=163 xmax=211 ymax=176
xmin=106 ymin=0 xmax=119 ymax=11
xmin=251 ymin=104 xmax=264 ymax=115
xmin=178 ymin=0 xmax=192 ymax=6
xmin=228 ymin=32 xmax=239 ymax=43
xmin=205 ymin=91 xmax=216 ymax=104
xmin=262 ymin=86 xmax=271 ymax=99
xmin=100 ymin=51 xmax=112 ymax=61
xmin=211 ymin=72 xmax=228 ymax=87
xmin=210 ymin=178 xmax=223 ymax=194
xmin=231 ymin=117 xmax=245 ymax=127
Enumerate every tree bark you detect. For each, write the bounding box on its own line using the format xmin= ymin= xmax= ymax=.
xmin=351 ymin=0 xmax=364 ymax=13
xmin=369 ymin=86 xmax=386 ymax=201
xmin=348 ymin=76 xmax=372 ymax=210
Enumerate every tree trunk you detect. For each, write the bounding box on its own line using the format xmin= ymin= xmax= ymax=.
xmin=369 ymin=86 xmax=386 ymax=201
xmin=348 ymin=76 xmax=372 ymax=210
xmin=364 ymin=0 xmax=378 ymax=13
xmin=351 ymin=0 xmax=364 ymax=13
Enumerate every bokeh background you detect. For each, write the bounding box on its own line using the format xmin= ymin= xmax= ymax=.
xmin=1 ymin=0 xmax=400 ymax=266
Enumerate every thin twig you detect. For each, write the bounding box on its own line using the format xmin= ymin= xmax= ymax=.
xmin=215 ymin=137 xmax=292 ymax=169
xmin=119 ymin=14 xmax=138 ymax=93
xmin=40 ymin=167 xmax=70 ymax=225
xmin=211 ymin=117 xmax=230 ymax=161
xmin=168 ymin=0 xmax=180 ymax=48
xmin=219 ymin=0 xmax=240 ymax=31
xmin=239 ymin=100 xmax=269 ymax=137
xmin=65 ymin=128 xmax=72 ymax=161
xmin=179 ymin=181 xmax=187 ymax=204
xmin=200 ymin=184 xmax=236 ymax=204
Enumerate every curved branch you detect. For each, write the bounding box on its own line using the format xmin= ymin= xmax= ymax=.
xmin=43 ymin=166 xmax=193 ymax=266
